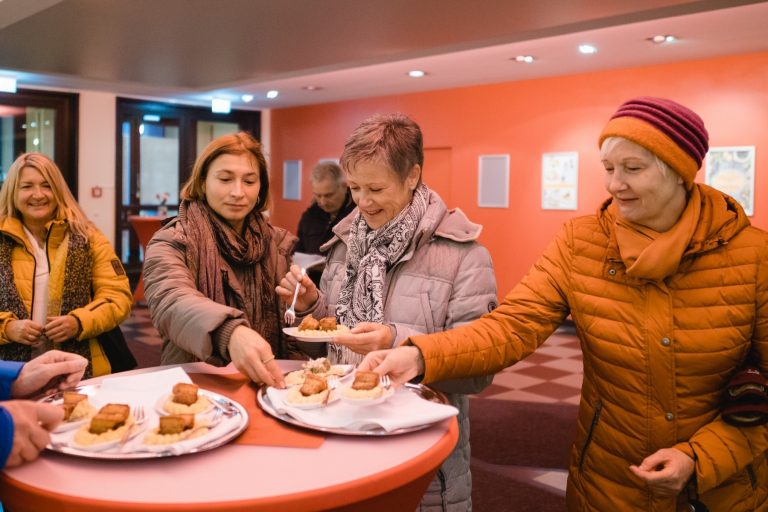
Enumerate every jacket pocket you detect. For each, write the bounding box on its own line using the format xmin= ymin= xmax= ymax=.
xmin=579 ymin=400 xmax=603 ymax=471
xmin=419 ymin=293 xmax=435 ymax=333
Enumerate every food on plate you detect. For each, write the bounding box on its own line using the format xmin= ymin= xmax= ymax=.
xmin=61 ymin=391 xmax=96 ymax=421
xmin=292 ymin=316 xmax=350 ymax=338
xmin=284 ymin=357 xmax=349 ymax=386
xmin=163 ymin=382 xmax=211 ymax=414
xmin=298 ymin=316 xmax=320 ymax=331
xmin=172 ymin=383 xmax=199 ymax=405
xmin=144 ymin=413 xmax=208 ymax=445
xmin=342 ymin=371 xmax=384 ymax=399
xmin=285 ymin=374 xmax=331 ymax=405
xmin=73 ymin=403 xmax=135 ymax=446
xmin=318 ymin=317 xmax=337 ymax=331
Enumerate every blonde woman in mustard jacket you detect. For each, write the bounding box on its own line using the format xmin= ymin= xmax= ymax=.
xmin=0 ymin=153 xmax=132 ymax=378
xmin=361 ymin=98 xmax=768 ymax=511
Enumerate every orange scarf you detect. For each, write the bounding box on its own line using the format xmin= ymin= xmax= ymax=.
xmin=612 ymin=186 xmax=700 ymax=281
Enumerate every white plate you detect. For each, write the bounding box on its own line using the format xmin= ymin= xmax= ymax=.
xmin=53 ymin=416 xmax=90 ymax=433
xmin=282 ymin=326 xmax=349 ymax=342
xmin=339 ymin=385 xmax=395 ymax=407
xmin=284 ymin=365 xmax=354 ymax=387
xmin=68 ymin=416 xmax=140 ymax=452
xmin=258 ymin=383 xmax=450 ymax=436
xmin=154 ymin=392 xmax=214 ymax=416
xmin=42 ymin=385 xmax=249 ymax=460
xmin=282 ymin=386 xmax=340 ymax=409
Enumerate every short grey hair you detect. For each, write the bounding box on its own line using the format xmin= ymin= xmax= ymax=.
xmin=310 ymin=161 xmax=346 ymax=186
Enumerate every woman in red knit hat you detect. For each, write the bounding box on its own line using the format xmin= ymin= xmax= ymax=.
xmin=360 ymin=97 xmax=768 ymax=511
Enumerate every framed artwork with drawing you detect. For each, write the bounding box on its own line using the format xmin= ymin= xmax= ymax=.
xmin=705 ymin=146 xmax=755 ymax=216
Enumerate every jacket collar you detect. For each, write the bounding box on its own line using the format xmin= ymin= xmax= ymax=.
xmin=598 ymin=183 xmax=751 ymax=262
xmin=322 ymin=188 xmax=482 ymax=255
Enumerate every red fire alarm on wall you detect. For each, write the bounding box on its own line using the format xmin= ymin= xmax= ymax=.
xmin=91 ymin=186 xmax=103 ymax=198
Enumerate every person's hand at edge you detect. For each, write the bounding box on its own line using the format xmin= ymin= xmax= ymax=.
xmin=43 ymin=315 xmax=79 ymax=343
xmin=228 ymin=326 xmax=286 ymax=389
xmin=5 ymin=319 xmax=44 ymax=346
xmin=629 ymin=447 xmax=695 ymax=497
xmin=332 ymin=322 xmax=393 ymax=354
xmin=2 ymin=400 xmax=63 ymax=467
xmin=358 ymin=346 xmax=425 ymax=387
xmin=11 ymin=350 xmax=88 ymax=398
xmin=275 ymin=264 xmax=318 ymax=313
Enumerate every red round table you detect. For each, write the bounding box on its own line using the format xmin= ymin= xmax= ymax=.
xmin=0 ymin=362 xmax=458 ymax=511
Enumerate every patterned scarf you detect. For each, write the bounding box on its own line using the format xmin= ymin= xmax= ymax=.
xmin=0 ymin=228 xmax=94 ymax=375
xmin=332 ymin=184 xmax=429 ymax=364
xmin=180 ymin=200 xmax=281 ymax=355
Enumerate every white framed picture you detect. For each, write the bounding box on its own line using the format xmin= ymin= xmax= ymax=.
xmin=282 ymin=160 xmax=302 ymax=200
xmin=705 ymin=146 xmax=755 ymax=216
xmin=477 ymin=154 xmax=509 ymax=208
xmin=542 ymin=152 xmax=578 ymax=210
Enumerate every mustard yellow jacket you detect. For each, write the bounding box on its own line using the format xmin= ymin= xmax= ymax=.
xmin=0 ymin=217 xmax=132 ymax=375
xmin=411 ymin=184 xmax=768 ymax=511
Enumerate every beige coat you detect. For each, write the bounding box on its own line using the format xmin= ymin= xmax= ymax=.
xmin=307 ymin=190 xmax=498 ymax=511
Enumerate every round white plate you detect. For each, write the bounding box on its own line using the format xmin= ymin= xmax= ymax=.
xmin=68 ymin=416 xmax=139 ymax=452
xmin=284 ymin=365 xmax=354 ymax=387
xmin=339 ymin=385 xmax=395 ymax=407
xmin=154 ymin=393 xmax=214 ymax=416
xmin=282 ymin=387 xmax=340 ymax=409
xmin=282 ymin=326 xmax=350 ymax=342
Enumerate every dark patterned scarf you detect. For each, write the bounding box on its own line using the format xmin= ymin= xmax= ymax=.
xmin=0 ymin=228 xmax=94 ymax=375
xmin=333 ymin=184 xmax=429 ymax=364
xmin=180 ymin=200 xmax=281 ymax=355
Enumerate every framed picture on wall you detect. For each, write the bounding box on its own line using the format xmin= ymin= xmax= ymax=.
xmin=283 ymin=160 xmax=302 ymax=200
xmin=477 ymin=154 xmax=509 ymax=208
xmin=541 ymin=151 xmax=578 ymax=210
xmin=705 ymin=146 xmax=755 ymax=216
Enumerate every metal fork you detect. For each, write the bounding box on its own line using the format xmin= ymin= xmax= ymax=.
xmin=119 ymin=405 xmax=146 ymax=445
xmin=380 ymin=375 xmax=391 ymax=389
xmin=322 ymin=375 xmax=339 ymax=406
xmin=283 ymin=267 xmax=306 ymax=325
xmin=184 ymin=408 xmax=224 ymax=438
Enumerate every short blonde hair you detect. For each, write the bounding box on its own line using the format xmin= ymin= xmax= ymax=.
xmin=0 ymin=152 xmax=91 ymax=238
xmin=180 ymin=132 xmax=271 ymax=213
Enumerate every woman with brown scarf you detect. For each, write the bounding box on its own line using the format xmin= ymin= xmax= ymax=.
xmin=143 ymin=132 xmax=291 ymax=387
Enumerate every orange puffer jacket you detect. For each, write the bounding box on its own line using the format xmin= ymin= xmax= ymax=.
xmin=411 ymin=184 xmax=768 ymax=511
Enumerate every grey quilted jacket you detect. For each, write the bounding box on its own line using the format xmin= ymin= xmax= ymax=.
xmin=305 ymin=189 xmax=498 ymax=511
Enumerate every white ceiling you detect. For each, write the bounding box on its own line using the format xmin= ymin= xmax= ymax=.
xmin=1 ymin=0 xmax=767 ymax=110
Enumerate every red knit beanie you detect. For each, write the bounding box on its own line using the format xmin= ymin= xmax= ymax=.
xmin=598 ymin=97 xmax=709 ymax=189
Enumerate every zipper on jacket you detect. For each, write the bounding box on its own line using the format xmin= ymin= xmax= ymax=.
xmin=579 ymin=400 xmax=603 ymax=471
xmin=746 ymin=464 xmax=757 ymax=490
xmin=438 ymin=468 xmax=447 ymax=512
xmin=27 ymin=226 xmax=53 ymax=321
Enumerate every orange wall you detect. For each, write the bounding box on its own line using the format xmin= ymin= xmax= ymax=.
xmin=269 ymin=51 xmax=768 ymax=296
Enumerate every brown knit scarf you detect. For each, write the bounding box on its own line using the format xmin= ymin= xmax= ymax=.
xmin=0 ymin=228 xmax=94 ymax=376
xmin=179 ymin=200 xmax=281 ymax=355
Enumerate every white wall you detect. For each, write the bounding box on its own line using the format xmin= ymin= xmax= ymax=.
xmin=77 ymin=91 xmax=117 ymax=246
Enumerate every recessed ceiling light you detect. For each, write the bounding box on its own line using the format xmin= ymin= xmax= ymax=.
xmin=211 ymin=98 xmax=231 ymax=113
xmin=302 ymin=85 xmax=322 ymax=91
xmin=266 ymin=90 xmax=279 ymax=99
xmin=407 ymin=70 xmax=426 ymax=78
xmin=649 ymin=34 xmax=677 ymax=44
xmin=578 ymin=44 xmax=597 ymax=55
xmin=241 ymin=94 xmax=254 ymax=103
xmin=0 ymin=76 xmax=17 ymax=93
xmin=512 ymin=55 xmax=536 ymax=63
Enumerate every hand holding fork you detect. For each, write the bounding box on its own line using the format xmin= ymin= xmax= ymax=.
xmin=284 ymin=267 xmax=306 ymax=325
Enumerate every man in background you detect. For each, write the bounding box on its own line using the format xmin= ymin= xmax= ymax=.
xmin=295 ymin=162 xmax=355 ymax=284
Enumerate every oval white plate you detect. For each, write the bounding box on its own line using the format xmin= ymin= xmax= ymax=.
xmin=339 ymin=385 xmax=395 ymax=407
xmin=284 ymin=365 xmax=354 ymax=387
xmin=154 ymin=393 xmax=214 ymax=416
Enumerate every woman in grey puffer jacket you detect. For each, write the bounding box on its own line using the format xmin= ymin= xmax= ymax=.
xmin=278 ymin=113 xmax=497 ymax=511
